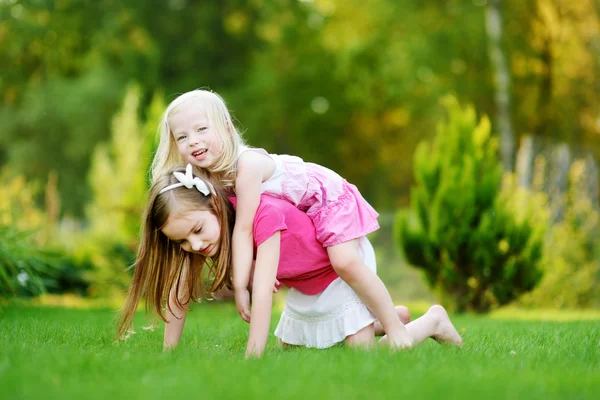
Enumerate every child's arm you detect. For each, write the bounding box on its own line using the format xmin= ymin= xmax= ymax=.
xmin=232 ymin=151 xmax=272 ymax=322
xmin=163 ymin=265 xmax=190 ymax=350
xmin=245 ymin=231 xmax=281 ymax=358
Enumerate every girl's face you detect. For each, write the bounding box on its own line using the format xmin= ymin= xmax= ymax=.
xmin=161 ymin=208 xmax=221 ymax=256
xmin=169 ymin=102 xmax=223 ymax=169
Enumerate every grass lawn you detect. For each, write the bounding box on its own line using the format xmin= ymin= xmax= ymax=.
xmin=1 ymin=302 xmax=598 ymax=399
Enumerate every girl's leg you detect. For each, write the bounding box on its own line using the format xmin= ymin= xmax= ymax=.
xmin=345 ymin=323 xmax=376 ymax=348
xmin=374 ymin=306 xmax=410 ymax=336
xmin=327 ymin=239 xmax=413 ymax=349
xmin=379 ymin=305 xmax=463 ymax=347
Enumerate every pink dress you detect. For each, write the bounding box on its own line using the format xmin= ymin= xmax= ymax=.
xmin=240 ymin=146 xmax=380 ymax=247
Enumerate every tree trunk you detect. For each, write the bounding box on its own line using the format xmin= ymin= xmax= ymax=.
xmin=516 ymin=135 xmax=534 ymax=188
xmin=485 ymin=0 xmax=515 ymax=171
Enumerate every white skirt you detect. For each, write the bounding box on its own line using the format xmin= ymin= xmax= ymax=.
xmin=274 ymin=237 xmax=377 ymax=349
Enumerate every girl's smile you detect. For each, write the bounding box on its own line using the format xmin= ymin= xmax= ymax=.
xmin=161 ymin=209 xmax=221 ymax=256
xmin=169 ymin=103 xmax=223 ymax=169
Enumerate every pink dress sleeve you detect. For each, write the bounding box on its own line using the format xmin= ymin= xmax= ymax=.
xmin=253 ymin=204 xmax=288 ymax=246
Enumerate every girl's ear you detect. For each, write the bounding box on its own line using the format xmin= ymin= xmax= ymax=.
xmin=225 ymin=121 xmax=233 ymax=136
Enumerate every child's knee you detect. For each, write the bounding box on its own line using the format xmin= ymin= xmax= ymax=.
xmin=327 ymin=243 xmax=362 ymax=274
xmin=396 ymin=306 xmax=411 ymax=324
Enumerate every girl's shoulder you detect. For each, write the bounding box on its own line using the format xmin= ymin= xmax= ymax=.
xmin=236 ymin=147 xmax=276 ymax=183
xmin=237 ymin=147 xmax=271 ymax=164
xmin=238 ymin=145 xmax=270 ymax=158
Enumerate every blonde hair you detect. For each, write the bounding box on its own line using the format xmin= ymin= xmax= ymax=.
xmin=116 ymin=166 xmax=235 ymax=340
xmin=151 ymin=90 xmax=247 ymax=189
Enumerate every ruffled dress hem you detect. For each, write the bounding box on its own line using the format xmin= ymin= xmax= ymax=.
xmin=274 ymin=300 xmax=377 ymax=349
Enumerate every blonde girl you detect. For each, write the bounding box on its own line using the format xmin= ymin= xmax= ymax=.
xmin=151 ymin=90 xmax=413 ymax=349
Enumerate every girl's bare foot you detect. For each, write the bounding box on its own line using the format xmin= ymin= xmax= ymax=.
xmin=428 ymin=305 xmax=463 ymax=346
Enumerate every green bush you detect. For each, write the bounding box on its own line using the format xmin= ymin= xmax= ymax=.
xmin=0 ymin=225 xmax=54 ymax=297
xmin=0 ymin=166 xmax=93 ymax=298
xmin=0 ymin=172 xmax=58 ymax=297
xmin=0 ymin=225 xmax=92 ymax=298
xmin=395 ymin=96 xmax=547 ymax=313
xmin=74 ymin=235 xmax=135 ymax=299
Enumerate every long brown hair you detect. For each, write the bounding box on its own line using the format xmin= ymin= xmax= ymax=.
xmin=116 ymin=166 xmax=235 ymax=340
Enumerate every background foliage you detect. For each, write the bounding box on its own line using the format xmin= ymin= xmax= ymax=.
xmin=0 ymin=0 xmax=598 ymax=307
xmin=397 ymin=97 xmax=547 ymax=312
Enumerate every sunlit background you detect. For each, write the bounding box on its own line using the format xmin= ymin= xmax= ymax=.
xmin=1 ymin=0 xmax=598 ymax=311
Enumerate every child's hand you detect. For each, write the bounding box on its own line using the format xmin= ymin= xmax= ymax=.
xmin=387 ymin=332 xmax=414 ymax=350
xmin=235 ymin=289 xmax=251 ymax=323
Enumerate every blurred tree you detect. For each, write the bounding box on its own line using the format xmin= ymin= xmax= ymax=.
xmin=232 ymin=0 xmax=495 ymax=208
xmin=83 ymin=85 xmax=153 ymax=297
xmin=66 ymin=86 xmax=167 ymax=298
xmin=396 ymin=97 xmax=547 ymax=312
xmin=0 ymin=170 xmax=88 ymax=297
xmin=504 ymin=0 xmax=600 ymax=158
xmin=134 ymin=0 xmax=261 ymax=94
xmin=0 ymin=70 xmax=124 ymax=215
xmin=0 ymin=171 xmax=45 ymax=234
xmin=87 ymin=85 xmax=150 ymax=240
xmin=0 ymin=0 xmax=261 ymax=216
xmin=0 ymin=0 xmax=597 ymax=217
xmin=520 ymin=159 xmax=600 ymax=308
xmin=485 ymin=0 xmax=515 ymax=171
xmin=0 ymin=0 xmax=152 ymax=216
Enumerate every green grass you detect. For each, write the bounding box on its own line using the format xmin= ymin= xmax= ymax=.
xmin=1 ymin=302 xmax=599 ymax=399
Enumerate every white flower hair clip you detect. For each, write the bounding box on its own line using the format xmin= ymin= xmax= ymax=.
xmin=159 ymin=164 xmax=216 ymax=196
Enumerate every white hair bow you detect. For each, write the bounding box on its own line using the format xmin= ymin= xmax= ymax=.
xmin=159 ymin=164 xmax=216 ymax=196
